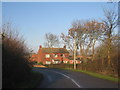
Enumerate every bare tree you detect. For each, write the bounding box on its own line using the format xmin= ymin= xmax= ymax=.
xmin=102 ymin=8 xmax=118 ymax=65
xmin=60 ymin=33 xmax=74 ymax=56
xmin=84 ymin=20 xmax=105 ymax=61
xmin=71 ymin=20 xmax=86 ymax=56
xmin=61 ymin=20 xmax=81 ymax=70
xmin=44 ymin=32 xmax=60 ymax=48
xmin=68 ymin=27 xmax=78 ymax=70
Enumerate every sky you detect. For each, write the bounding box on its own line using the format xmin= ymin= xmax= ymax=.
xmin=2 ymin=2 xmax=118 ymax=53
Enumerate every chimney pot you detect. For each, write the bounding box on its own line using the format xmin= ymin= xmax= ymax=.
xmin=40 ymin=45 xmax=42 ymax=49
xmin=63 ymin=45 xmax=66 ymax=49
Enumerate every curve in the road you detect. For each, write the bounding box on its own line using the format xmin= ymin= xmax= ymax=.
xmin=46 ymin=69 xmax=81 ymax=88
xmin=33 ymin=67 xmax=118 ymax=88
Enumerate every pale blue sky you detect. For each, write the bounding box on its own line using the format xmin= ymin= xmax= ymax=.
xmin=2 ymin=2 xmax=117 ymax=53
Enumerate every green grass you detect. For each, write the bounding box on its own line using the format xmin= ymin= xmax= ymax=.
xmin=17 ymin=71 xmax=43 ymax=88
xmin=62 ymin=68 xmax=119 ymax=82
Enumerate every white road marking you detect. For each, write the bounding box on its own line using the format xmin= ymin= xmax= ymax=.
xmin=46 ymin=69 xmax=81 ymax=88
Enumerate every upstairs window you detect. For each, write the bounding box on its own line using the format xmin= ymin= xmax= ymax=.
xmin=63 ymin=54 xmax=65 ymax=57
xmin=61 ymin=54 xmax=65 ymax=57
xmin=46 ymin=54 xmax=50 ymax=58
xmin=55 ymin=54 xmax=58 ymax=57
xmin=54 ymin=54 xmax=58 ymax=58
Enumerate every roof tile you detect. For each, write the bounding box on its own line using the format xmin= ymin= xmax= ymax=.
xmin=41 ymin=48 xmax=69 ymax=53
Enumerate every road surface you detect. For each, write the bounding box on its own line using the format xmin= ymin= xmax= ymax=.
xmin=33 ymin=67 xmax=119 ymax=88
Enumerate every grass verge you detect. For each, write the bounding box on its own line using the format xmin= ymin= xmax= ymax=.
xmin=17 ymin=70 xmax=43 ymax=88
xmin=61 ymin=68 xmax=119 ymax=82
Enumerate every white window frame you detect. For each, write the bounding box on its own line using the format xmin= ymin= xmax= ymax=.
xmin=46 ymin=61 xmax=51 ymax=64
xmin=54 ymin=54 xmax=58 ymax=58
xmin=63 ymin=54 xmax=65 ymax=57
xmin=46 ymin=54 xmax=50 ymax=58
xmin=54 ymin=61 xmax=59 ymax=64
xmin=52 ymin=59 xmax=54 ymax=62
xmin=63 ymin=61 xmax=66 ymax=63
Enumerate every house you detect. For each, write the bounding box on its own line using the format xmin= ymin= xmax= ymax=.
xmin=67 ymin=56 xmax=82 ymax=64
xmin=30 ymin=53 xmax=38 ymax=61
xmin=77 ymin=55 xmax=92 ymax=60
xmin=31 ymin=45 xmax=70 ymax=65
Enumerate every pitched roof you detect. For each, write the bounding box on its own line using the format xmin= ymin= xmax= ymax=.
xmin=41 ymin=48 xmax=69 ymax=53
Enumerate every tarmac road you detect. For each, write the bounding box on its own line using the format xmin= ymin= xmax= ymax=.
xmin=33 ymin=67 xmax=119 ymax=88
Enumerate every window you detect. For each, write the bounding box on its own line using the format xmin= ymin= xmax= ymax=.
xmin=61 ymin=54 xmax=65 ymax=57
xmin=46 ymin=54 xmax=50 ymax=58
xmin=52 ymin=59 xmax=54 ymax=63
xmin=63 ymin=61 xmax=68 ymax=63
xmin=54 ymin=61 xmax=59 ymax=64
xmin=63 ymin=54 xmax=65 ymax=57
xmin=46 ymin=61 xmax=51 ymax=64
xmin=54 ymin=54 xmax=58 ymax=57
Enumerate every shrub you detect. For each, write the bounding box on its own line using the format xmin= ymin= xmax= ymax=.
xmin=32 ymin=61 xmax=37 ymax=65
xmin=37 ymin=62 xmax=43 ymax=65
xmin=2 ymin=22 xmax=33 ymax=88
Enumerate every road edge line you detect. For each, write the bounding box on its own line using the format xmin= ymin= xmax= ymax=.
xmin=46 ymin=69 xmax=81 ymax=88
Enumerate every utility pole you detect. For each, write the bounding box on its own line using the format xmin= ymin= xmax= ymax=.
xmin=73 ymin=32 xmax=77 ymax=70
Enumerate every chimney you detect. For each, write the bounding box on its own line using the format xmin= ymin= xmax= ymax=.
xmin=63 ymin=45 xmax=66 ymax=49
xmin=40 ymin=45 xmax=42 ymax=49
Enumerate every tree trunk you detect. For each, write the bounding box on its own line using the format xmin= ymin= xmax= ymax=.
xmin=85 ymin=40 xmax=92 ymax=55
xmin=108 ymin=47 xmax=111 ymax=65
xmin=92 ymin=40 xmax=96 ymax=61
xmin=74 ymin=36 xmax=76 ymax=70
xmin=107 ymin=36 xmax=111 ymax=66
xmin=80 ymin=44 xmax=83 ymax=55
xmin=92 ymin=44 xmax=95 ymax=61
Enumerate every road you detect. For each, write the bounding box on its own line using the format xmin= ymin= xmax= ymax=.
xmin=33 ymin=67 xmax=119 ymax=88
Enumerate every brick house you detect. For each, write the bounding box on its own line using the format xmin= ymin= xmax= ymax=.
xmin=31 ymin=45 xmax=70 ymax=65
xmin=67 ymin=56 xmax=82 ymax=64
xmin=30 ymin=53 xmax=38 ymax=62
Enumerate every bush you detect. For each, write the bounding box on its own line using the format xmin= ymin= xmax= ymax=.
xmin=32 ymin=61 xmax=37 ymax=65
xmin=2 ymin=22 xmax=33 ymax=88
xmin=37 ymin=62 xmax=43 ymax=65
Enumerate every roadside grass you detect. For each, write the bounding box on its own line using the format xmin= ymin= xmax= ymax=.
xmin=61 ymin=68 xmax=119 ymax=83
xmin=16 ymin=70 xmax=43 ymax=88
